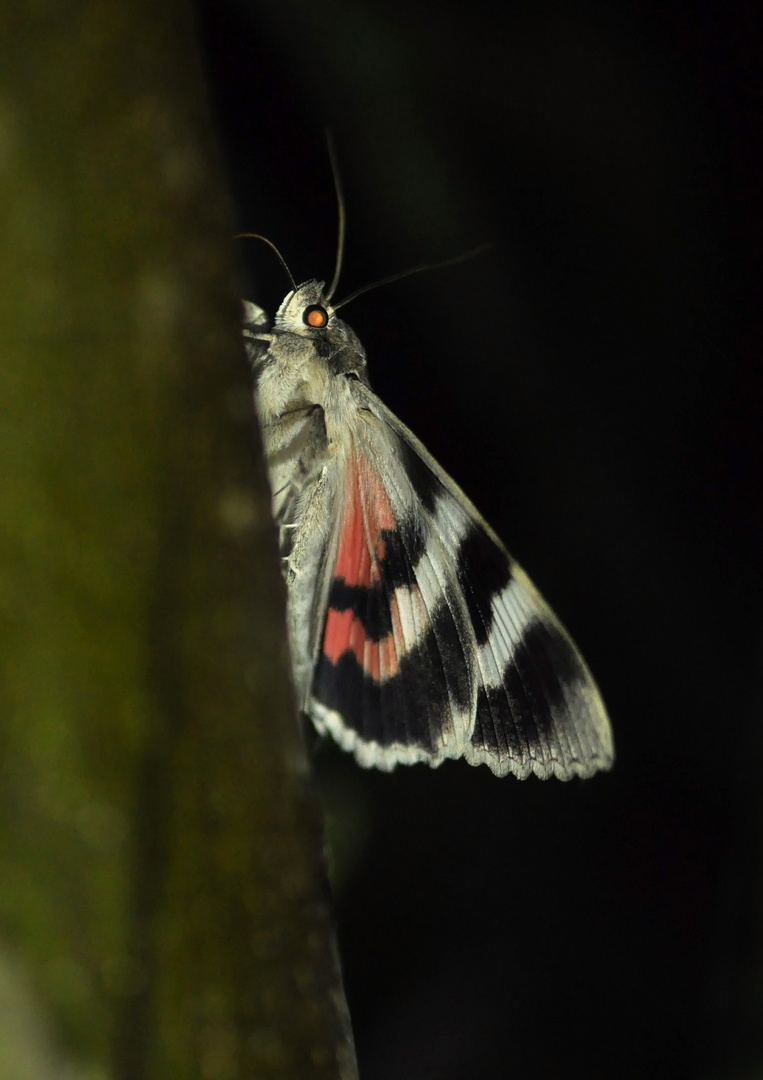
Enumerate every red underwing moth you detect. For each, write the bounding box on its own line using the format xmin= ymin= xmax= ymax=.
xmin=241 ymin=214 xmax=613 ymax=780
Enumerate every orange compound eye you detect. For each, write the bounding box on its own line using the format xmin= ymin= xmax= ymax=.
xmin=304 ymin=305 xmax=328 ymax=328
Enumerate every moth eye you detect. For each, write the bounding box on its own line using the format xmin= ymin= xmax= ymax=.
xmin=304 ymin=305 xmax=328 ymax=329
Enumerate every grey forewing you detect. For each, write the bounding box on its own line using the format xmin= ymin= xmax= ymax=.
xmin=259 ymin=399 xmax=342 ymax=706
xmin=259 ymin=406 xmax=330 ymax=555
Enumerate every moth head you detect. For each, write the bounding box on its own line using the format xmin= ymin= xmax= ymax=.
xmin=245 ymin=280 xmax=369 ymax=424
xmin=267 ymin=280 xmax=368 ymax=380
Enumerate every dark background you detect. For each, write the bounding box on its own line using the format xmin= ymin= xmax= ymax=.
xmin=197 ymin=2 xmax=763 ymax=1077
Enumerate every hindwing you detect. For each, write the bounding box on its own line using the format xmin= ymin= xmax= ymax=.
xmin=309 ymin=395 xmax=613 ymax=779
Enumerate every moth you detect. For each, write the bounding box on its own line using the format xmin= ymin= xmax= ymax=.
xmin=242 ymin=228 xmax=613 ymax=780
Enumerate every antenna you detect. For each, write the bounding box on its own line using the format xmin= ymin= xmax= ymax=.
xmin=325 ymin=130 xmax=346 ymax=302
xmin=334 ymin=243 xmax=493 ymax=311
xmin=235 ymin=233 xmax=297 ymax=292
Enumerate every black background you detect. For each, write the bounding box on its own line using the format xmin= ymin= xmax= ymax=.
xmin=197 ymin=2 xmax=763 ymax=1077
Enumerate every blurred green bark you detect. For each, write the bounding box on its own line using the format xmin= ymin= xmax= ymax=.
xmin=0 ymin=2 xmax=356 ymax=1078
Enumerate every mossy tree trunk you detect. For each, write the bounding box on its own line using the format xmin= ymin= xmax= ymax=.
xmin=0 ymin=2 xmax=357 ymax=1078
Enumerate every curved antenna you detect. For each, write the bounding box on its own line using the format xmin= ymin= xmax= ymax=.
xmin=333 ymin=242 xmax=493 ymax=312
xmin=235 ymin=233 xmax=297 ymax=292
xmin=325 ymin=130 xmax=346 ymax=302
